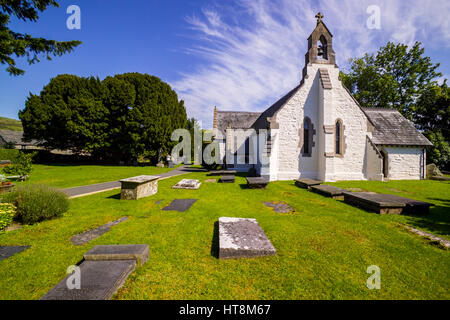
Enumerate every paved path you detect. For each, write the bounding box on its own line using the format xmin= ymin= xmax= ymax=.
xmin=63 ymin=165 xmax=206 ymax=199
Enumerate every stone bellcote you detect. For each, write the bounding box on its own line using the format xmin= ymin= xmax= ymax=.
xmin=302 ymin=13 xmax=336 ymax=79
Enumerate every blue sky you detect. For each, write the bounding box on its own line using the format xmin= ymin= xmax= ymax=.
xmin=1 ymin=0 xmax=449 ymax=129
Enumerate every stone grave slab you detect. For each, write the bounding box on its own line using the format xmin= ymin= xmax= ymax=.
xmin=264 ymin=202 xmax=294 ymax=213
xmin=162 ymin=199 xmax=197 ymax=212
xmin=219 ymin=175 xmax=235 ymax=183
xmin=120 ymin=175 xmax=159 ymax=200
xmin=204 ymin=179 xmax=217 ymax=183
xmin=0 ymin=246 xmax=30 ymax=261
xmin=41 ymin=260 xmax=136 ymax=300
xmin=246 ymin=177 xmax=270 ymax=189
xmin=343 ymin=192 xmax=433 ymax=215
xmin=310 ymin=185 xmax=349 ymax=199
xmin=172 ymin=179 xmax=201 ymax=190
xmin=218 ymin=217 xmax=276 ymax=259
xmin=70 ymin=217 xmax=128 ymax=246
xmin=209 ymin=170 xmax=237 ymax=176
xmin=84 ymin=244 xmax=149 ymax=266
xmin=295 ymin=178 xmax=322 ymax=189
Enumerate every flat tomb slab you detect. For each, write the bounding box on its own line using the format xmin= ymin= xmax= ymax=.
xmin=219 ymin=175 xmax=235 ymax=183
xmin=84 ymin=244 xmax=149 ymax=266
xmin=0 ymin=246 xmax=30 ymax=261
xmin=172 ymin=179 xmax=201 ymax=190
xmin=70 ymin=217 xmax=128 ymax=246
xmin=343 ymin=192 xmax=433 ymax=215
xmin=209 ymin=170 xmax=237 ymax=176
xmin=295 ymin=179 xmax=322 ymax=189
xmin=218 ymin=217 xmax=276 ymax=259
xmin=41 ymin=260 xmax=136 ymax=300
xmin=264 ymin=202 xmax=294 ymax=213
xmin=120 ymin=175 xmax=159 ymax=200
xmin=246 ymin=177 xmax=270 ymax=189
xmin=310 ymin=185 xmax=349 ymax=199
xmin=162 ymin=199 xmax=197 ymax=212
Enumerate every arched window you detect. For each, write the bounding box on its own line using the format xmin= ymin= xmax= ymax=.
xmin=303 ymin=117 xmax=312 ymax=156
xmin=335 ymin=119 xmax=343 ymax=155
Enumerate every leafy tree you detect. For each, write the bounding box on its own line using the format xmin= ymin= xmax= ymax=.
xmin=341 ymin=42 xmax=442 ymax=120
xmin=0 ymin=0 xmax=81 ymax=75
xmin=19 ymin=73 xmax=188 ymax=163
xmin=20 ymin=74 xmax=108 ymax=153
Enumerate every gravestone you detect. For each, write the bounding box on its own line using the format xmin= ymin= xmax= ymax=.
xmin=246 ymin=177 xmax=270 ymax=189
xmin=0 ymin=246 xmax=30 ymax=261
xmin=209 ymin=170 xmax=237 ymax=176
xmin=162 ymin=199 xmax=198 ymax=212
xmin=41 ymin=244 xmax=149 ymax=300
xmin=295 ymin=179 xmax=322 ymax=189
xmin=84 ymin=244 xmax=149 ymax=266
xmin=70 ymin=217 xmax=128 ymax=246
xmin=219 ymin=176 xmax=235 ymax=183
xmin=41 ymin=260 xmax=137 ymax=300
xmin=218 ymin=217 xmax=276 ymax=259
xmin=343 ymin=192 xmax=433 ymax=215
xmin=310 ymin=185 xmax=348 ymax=199
xmin=264 ymin=202 xmax=294 ymax=213
xmin=172 ymin=179 xmax=201 ymax=190
xmin=120 ymin=175 xmax=159 ymax=200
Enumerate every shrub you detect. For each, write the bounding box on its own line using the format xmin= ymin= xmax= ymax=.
xmin=0 ymin=203 xmax=16 ymax=232
xmin=0 ymin=149 xmax=20 ymax=162
xmin=2 ymin=151 xmax=35 ymax=176
xmin=2 ymin=184 xmax=69 ymax=225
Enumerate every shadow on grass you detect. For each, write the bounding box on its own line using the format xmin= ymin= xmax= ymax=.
xmin=403 ymin=202 xmax=450 ymax=238
xmin=106 ymin=193 xmax=121 ymax=200
xmin=210 ymin=221 xmax=219 ymax=259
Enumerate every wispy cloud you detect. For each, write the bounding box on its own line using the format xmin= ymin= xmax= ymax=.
xmin=172 ymin=0 xmax=450 ymax=128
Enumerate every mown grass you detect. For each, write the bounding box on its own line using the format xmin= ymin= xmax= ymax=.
xmin=0 ymin=171 xmax=448 ymax=300
xmin=0 ymin=117 xmax=23 ymax=131
xmin=19 ymin=164 xmax=174 ymax=188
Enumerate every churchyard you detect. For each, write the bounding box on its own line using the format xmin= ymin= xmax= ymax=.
xmin=0 ymin=164 xmax=449 ymax=300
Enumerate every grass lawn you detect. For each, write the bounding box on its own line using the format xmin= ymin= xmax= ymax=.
xmin=17 ymin=164 xmax=174 ymax=189
xmin=0 ymin=171 xmax=449 ymax=300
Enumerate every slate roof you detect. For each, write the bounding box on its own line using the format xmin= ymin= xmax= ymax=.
xmin=364 ymin=108 xmax=432 ymax=146
xmin=0 ymin=130 xmax=40 ymax=146
xmin=215 ymin=111 xmax=262 ymax=138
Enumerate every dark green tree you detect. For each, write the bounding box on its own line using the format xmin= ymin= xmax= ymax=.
xmin=19 ymin=73 xmax=188 ymax=163
xmin=0 ymin=0 xmax=81 ymax=75
xmin=341 ymin=42 xmax=442 ymax=120
xmin=19 ymin=74 xmax=108 ymax=153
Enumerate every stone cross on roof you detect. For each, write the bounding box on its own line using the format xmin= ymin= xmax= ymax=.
xmin=315 ymin=12 xmax=324 ymax=24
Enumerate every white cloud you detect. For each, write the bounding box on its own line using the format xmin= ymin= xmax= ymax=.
xmin=172 ymin=0 xmax=450 ymax=128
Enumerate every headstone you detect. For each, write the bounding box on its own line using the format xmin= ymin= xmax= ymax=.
xmin=310 ymin=185 xmax=348 ymax=199
xmin=172 ymin=179 xmax=201 ymax=190
xmin=295 ymin=178 xmax=322 ymax=189
xmin=264 ymin=202 xmax=294 ymax=213
xmin=120 ymin=175 xmax=159 ymax=200
xmin=84 ymin=244 xmax=149 ymax=266
xmin=218 ymin=217 xmax=276 ymax=259
xmin=343 ymin=192 xmax=433 ymax=215
xmin=41 ymin=260 xmax=137 ymax=300
xmin=162 ymin=199 xmax=197 ymax=212
xmin=246 ymin=177 xmax=270 ymax=189
xmin=0 ymin=246 xmax=30 ymax=261
xmin=219 ymin=175 xmax=235 ymax=183
xmin=70 ymin=217 xmax=128 ymax=246
xmin=426 ymin=164 xmax=443 ymax=178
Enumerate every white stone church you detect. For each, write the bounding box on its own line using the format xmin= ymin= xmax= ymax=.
xmin=212 ymin=14 xmax=432 ymax=182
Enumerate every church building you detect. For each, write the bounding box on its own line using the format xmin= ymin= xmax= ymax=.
xmin=212 ymin=13 xmax=432 ymax=182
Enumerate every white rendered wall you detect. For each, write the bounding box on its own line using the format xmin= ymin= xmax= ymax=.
xmin=383 ymin=146 xmax=423 ymax=180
